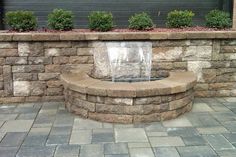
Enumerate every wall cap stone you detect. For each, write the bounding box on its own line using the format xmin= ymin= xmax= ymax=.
xmin=0 ymin=31 xmax=236 ymax=41
xmin=61 ymin=71 xmax=197 ymax=98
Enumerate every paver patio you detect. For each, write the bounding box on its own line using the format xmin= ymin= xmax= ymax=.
xmin=0 ymin=97 xmax=236 ymax=157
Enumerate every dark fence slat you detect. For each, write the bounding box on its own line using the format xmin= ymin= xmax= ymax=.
xmin=2 ymin=0 xmax=233 ymax=29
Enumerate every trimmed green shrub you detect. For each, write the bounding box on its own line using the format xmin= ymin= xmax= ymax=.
xmin=5 ymin=11 xmax=37 ymax=32
xmin=88 ymin=11 xmax=114 ymax=32
xmin=128 ymin=12 xmax=154 ymax=30
xmin=166 ymin=10 xmax=195 ymax=28
xmin=205 ymin=9 xmax=232 ymax=29
xmin=47 ymin=9 xmax=74 ymax=31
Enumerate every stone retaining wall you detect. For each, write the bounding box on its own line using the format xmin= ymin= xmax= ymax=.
xmin=0 ymin=31 xmax=235 ymax=103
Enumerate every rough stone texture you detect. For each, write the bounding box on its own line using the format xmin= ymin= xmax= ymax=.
xmin=61 ymin=72 xmax=196 ymax=123
xmin=0 ymin=36 xmax=235 ymax=103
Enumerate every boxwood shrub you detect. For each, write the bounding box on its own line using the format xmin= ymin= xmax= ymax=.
xmin=48 ymin=9 xmax=74 ymax=31
xmin=88 ymin=11 xmax=114 ymax=32
xmin=128 ymin=12 xmax=154 ymax=30
xmin=5 ymin=11 xmax=37 ymax=32
xmin=205 ymin=9 xmax=232 ymax=29
xmin=166 ymin=10 xmax=195 ymax=28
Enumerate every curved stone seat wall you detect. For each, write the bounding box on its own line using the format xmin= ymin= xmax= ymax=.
xmin=61 ymin=71 xmax=196 ymax=123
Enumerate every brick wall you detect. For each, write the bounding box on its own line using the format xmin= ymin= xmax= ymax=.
xmin=0 ymin=32 xmax=235 ymax=103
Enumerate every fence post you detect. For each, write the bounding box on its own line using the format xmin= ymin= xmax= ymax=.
xmin=233 ymin=0 xmax=236 ymax=29
xmin=0 ymin=0 xmax=4 ymax=30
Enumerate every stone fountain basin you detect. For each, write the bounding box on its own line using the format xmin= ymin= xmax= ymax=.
xmin=61 ymin=71 xmax=197 ymax=123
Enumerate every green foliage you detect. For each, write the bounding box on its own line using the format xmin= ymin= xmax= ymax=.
xmin=47 ymin=9 xmax=74 ymax=31
xmin=5 ymin=11 xmax=37 ymax=32
xmin=205 ymin=9 xmax=232 ymax=29
xmin=166 ymin=10 xmax=195 ymax=28
xmin=128 ymin=12 xmax=154 ymax=30
xmin=88 ymin=11 xmax=114 ymax=32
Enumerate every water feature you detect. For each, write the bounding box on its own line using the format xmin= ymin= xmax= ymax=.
xmin=106 ymin=42 xmax=152 ymax=82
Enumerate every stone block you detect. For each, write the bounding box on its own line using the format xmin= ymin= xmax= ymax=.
xmin=32 ymin=33 xmax=60 ymax=41
xmin=105 ymin=97 xmax=133 ymax=106
xmin=0 ymin=49 xmax=18 ymax=57
xmin=28 ymin=57 xmax=52 ymax=65
xmin=3 ymin=65 xmax=13 ymax=95
xmin=77 ymin=48 xmax=93 ymax=56
xmin=183 ymin=46 xmax=212 ymax=61
xmin=47 ymin=80 xmax=62 ymax=88
xmin=169 ymin=96 xmax=192 ymax=110
xmin=134 ymin=96 xmax=162 ymax=105
xmin=72 ymin=41 xmax=89 ymax=48
xmin=44 ymin=42 xmax=72 ymax=48
xmin=69 ymin=56 xmax=93 ymax=64
xmin=89 ymin=112 xmax=133 ymax=123
xmin=38 ymin=73 xmax=60 ymax=81
xmin=18 ymin=42 xmax=44 ymax=56
xmin=13 ymin=81 xmax=46 ymax=96
xmin=70 ymin=105 xmax=88 ymax=118
xmin=5 ymin=57 xmax=27 ymax=65
xmin=45 ymin=65 xmax=61 ymax=73
xmin=0 ymin=42 xmax=17 ymax=48
xmin=46 ymin=87 xmax=63 ymax=96
xmin=73 ymin=98 xmax=95 ymax=112
xmin=45 ymin=48 xmax=76 ymax=56
xmin=194 ymin=84 xmax=209 ymax=91
xmin=12 ymin=65 xmax=45 ymax=73
xmin=190 ymin=40 xmax=212 ymax=46
xmin=221 ymin=46 xmax=236 ymax=53
xmin=202 ymin=69 xmax=216 ymax=83
xmin=156 ymin=40 xmax=190 ymax=47
xmin=87 ymin=95 xmax=105 ymax=103
xmin=152 ymin=47 xmax=183 ymax=61
xmin=53 ymin=56 xmax=69 ymax=64
xmin=13 ymin=73 xmax=38 ymax=81
xmin=133 ymin=113 xmax=161 ymax=123
xmin=0 ymin=58 xmax=5 ymax=65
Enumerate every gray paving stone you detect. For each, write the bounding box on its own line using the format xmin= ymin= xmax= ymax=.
xmin=192 ymin=103 xmax=214 ymax=112
xmin=129 ymin=148 xmax=155 ymax=157
xmin=153 ymin=147 xmax=180 ymax=157
xmin=0 ymin=132 xmax=26 ymax=146
xmin=223 ymin=133 xmax=236 ymax=144
xmin=29 ymin=127 xmax=51 ymax=135
xmin=0 ymin=114 xmax=18 ymax=121
xmin=177 ymin=146 xmax=218 ymax=157
xmin=80 ymin=144 xmax=104 ymax=157
xmin=0 ymin=147 xmax=19 ymax=157
xmin=203 ymin=134 xmax=234 ymax=150
xmin=182 ymin=136 xmax=206 ymax=146
xmin=17 ymin=113 xmax=38 ymax=120
xmin=22 ymin=134 xmax=48 ymax=146
xmin=0 ymin=105 xmax=17 ymax=114
xmin=197 ymin=126 xmax=229 ymax=134
xmin=105 ymin=155 xmax=129 ymax=157
xmin=54 ymin=145 xmax=80 ymax=157
xmin=104 ymin=143 xmax=128 ymax=155
xmin=1 ymin=120 xmax=33 ymax=132
xmin=216 ymin=149 xmax=236 ymax=157
xmin=149 ymin=137 xmax=185 ymax=147
xmin=163 ymin=116 xmax=192 ymax=127
xmin=128 ymin=143 xmax=151 ymax=148
xmin=92 ymin=129 xmax=114 ymax=143
xmin=146 ymin=132 xmax=168 ymax=137
xmin=211 ymin=112 xmax=236 ymax=122
xmin=14 ymin=106 xmax=40 ymax=114
xmin=210 ymin=104 xmax=231 ymax=112
xmin=167 ymin=128 xmax=199 ymax=137
xmin=50 ymin=126 xmax=72 ymax=135
xmin=186 ymin=113 xmax=221 ymax=127
xmin=145 ymin=123 xmax=166 ymax=132
xmin=115 ymin=128 xmax=148 ymax=143
xmin=47 ymin=134 xmax=70 ymax=145
xmin=73 ymin=118 xmax=102 ymax=130
xmin=53 ymin=115 xmax=74 ymax=127
xmin=222 ymin=121 xmax=236 ymax=132
xmin=16 ymin=146 xmax=55 ymax=157
xmin=70 ymin=130 xmax=92 ymax=145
